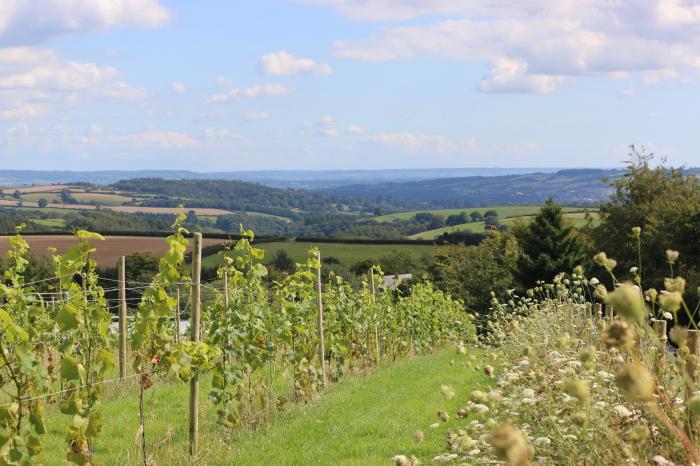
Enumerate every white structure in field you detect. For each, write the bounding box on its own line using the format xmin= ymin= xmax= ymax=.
xmin=381 ymin=273 xmax=412 ymax=290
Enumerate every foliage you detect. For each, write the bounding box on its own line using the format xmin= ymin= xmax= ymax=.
xmin=512 ymin=198 xmax=586 ymax=289
xmin=593 ymin=147 xmax=700 ymax=304
xmin=430 ymin=233 xmax=519 ymax=320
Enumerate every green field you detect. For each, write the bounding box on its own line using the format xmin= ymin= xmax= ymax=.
xmin=71 ymin=191 xmax=135 ymax=205
xmin=374 ymin=205 xmax=585 ymax=223
xmin=37 ymin=347 xmax=489 ymax=465
xmin=201 ymin=241 xmax=436 ymax=268
xmin=19 ymin=192 xmax=62 ymax=203
xmin=409 ymin=210 xmax=599 ymax=239
xmin=31 ymin=218 xmax=66 ymax=228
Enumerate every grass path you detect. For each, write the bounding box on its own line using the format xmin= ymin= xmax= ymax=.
xmin=37 ymin=347 xmax=488 ymax=465
xmin=227 ymin=348 xmax=489 ymax=466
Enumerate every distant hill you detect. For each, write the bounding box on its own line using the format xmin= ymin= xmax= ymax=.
xmin=0 ymin=167 xmax=565 ymax=189
xmin=321 ymin=169 xmax=625 ymax=208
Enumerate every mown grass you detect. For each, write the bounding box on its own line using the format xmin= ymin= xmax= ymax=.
xmin=201 ymin=241 xmax=435 ymax=268
xmin=36 ymin=347 xmax=488 ymax=465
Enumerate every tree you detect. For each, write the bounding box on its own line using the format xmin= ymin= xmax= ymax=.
xmin=430 ymin=232 xmax=519 ymax=315
xmin=446 ymin=212 xmax=468 ymax=226
xmin=470 ymin=211 xmax=483 ymax=222
xmin=593 ymin=147 xmax=700 ymax=298
xmin=60 ymin=188 xmax=75 ymax=203
xmin=37 ymin=198 xmax=48 ymax=208
xmin=513 ymin=198 xmax=586 ymax=289
xmin=270 ymin=249 xmax=296 ymax=274
xmin=12 ymin=190 xmax=21 ymax=199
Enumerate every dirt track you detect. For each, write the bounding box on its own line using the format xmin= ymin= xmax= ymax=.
xmin=0 ymin=235 xmax=226 ymax=266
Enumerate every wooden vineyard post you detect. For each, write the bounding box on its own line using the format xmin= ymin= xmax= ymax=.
xmin=316 ymin=250 xmax=327 ymax=388
xmin=594 ymin=303 xmax=602 ymax=322
xmin=605 ymin=304 xmax=614 ymax=323
xmin=688 ymin=330 xmax=700 ymax=382
xmin=118 ymin=256 xmax=127 ymax=380
xmin=175 ymin=288 xmax=181 ymax=343
xmin=370 ymin=269 xmax=381 ymax=361
xmin=189 ymin=233 xmax=202 ymax=456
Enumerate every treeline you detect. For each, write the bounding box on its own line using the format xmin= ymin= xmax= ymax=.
xmin=427 ymin=147 xmax=700 ymax=328
xmin=112 ymin=178 xmax=407 ymax=217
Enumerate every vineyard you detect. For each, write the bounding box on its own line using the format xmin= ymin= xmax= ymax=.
xmin=0 ymin=214 xmax=473 ymax=464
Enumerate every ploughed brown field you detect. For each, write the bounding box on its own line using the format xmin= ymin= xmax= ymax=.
xmin=0 ymin=235 xmax=226 ymax=266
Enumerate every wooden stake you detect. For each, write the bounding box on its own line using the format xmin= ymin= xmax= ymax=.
xmin=604 ymin=304 xmax=614 ymax=323
xmin=316 ymin=250 xmax=327 ymax=388
xmin=118 ymin=256 xmax=127 ymax=380
xmin=370 ymin=269 xmax=380 ymax=361
xmin=688 ymin=330 xmax=700 ymax=381
xmin=189 ymin=233 xmax=202 ymax=456
xmin=594 ymin=303 xmax=602 ymax=322
xmin=175 ymin=288 xmax=181 ymax=343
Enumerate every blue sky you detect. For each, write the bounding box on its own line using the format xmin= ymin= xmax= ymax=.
xmin=1 ymin=0 xmax=699 ymax=171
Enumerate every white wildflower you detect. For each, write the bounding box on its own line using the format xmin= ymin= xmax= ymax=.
xmin=534 ymin=437 xmax=551 ymax=447
xmin=613 ymin=405 xmax=633 ymax=418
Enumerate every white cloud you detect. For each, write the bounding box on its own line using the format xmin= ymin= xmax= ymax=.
xmin=204 ymin=128 xmax=237 ymax=141
xmin=111 ymin=130 xmax=196 ymax=149
xmin=317 ymin=114 xmax=335 ymax=126
xmin=243 ymin=111 xmax=269 ymax=121
xmin=170 ymin=81 xmax=187 ymax=93
xmin=0 ymin=0 xmax=170 ymax=46
xmin=466 ymin=137 xmax=480 ymax=152
xmin=207 ymin=83 xmax=293 ymax=103
xmin=315 ymin=0 xmax=700 ymax=93
xmin=320 ymin=127 xmax=339 ymax=137
xmin=257 ymin=50 xmax=332 ymax=76
xmin=0 ymin=47 xmax=149 ymax=119
xmin=347 ymin=125 xmax=364 ymax=135
xmin=5 ymin=121 xmax=29 ymax=145
xmin=477 ymin=58 xmax=570 ymax=94
xmin=367 ymin=132 xmax=457 ymax=153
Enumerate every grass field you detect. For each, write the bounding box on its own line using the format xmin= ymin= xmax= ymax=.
xmin=36 ymin=347 xmax=489 ymax=465
xmin=408 ymin=210 xmax=600 ymax=239
xmin=0 ymin=235 xmax=226 ymax=266
xmin=31 ymin=218 xmax=66 ymax=228
xmin=374 ymin=205 xmax=585 ymax=223
xmin=71 ymin=191 xmax=135 ymax=205
xmin=201 ymin=241 xmax=436 ymax=268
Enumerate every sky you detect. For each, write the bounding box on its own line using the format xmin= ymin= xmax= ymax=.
xmin=1 ymin=0 xmax=700 ymax=171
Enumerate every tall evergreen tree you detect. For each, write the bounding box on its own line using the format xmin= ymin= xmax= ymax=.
xmin=513 ymin=198 xmax=585 ymax=288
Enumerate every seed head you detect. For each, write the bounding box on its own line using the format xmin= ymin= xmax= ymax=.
xmin=616 ymin=362 xmax=655 ymax=402
xmin=603 ymin=320 xmax=634 ymax=349
xmin=631 ymin=226 xmax=641 ymax=237
xmin=666 ymin=249 xmax=680 ymax=264
xmin=471 ymin=390 xmax=489 ymax=404
xmin=627 ymin=425 xmax=650 ymax=442
xmin=484 ymin=365 xmax=494 ymax=377
xmin=572 ymin=411 xmax=588 ymax=426
xmin=594 ymin=284 xmax=608 ymax=299
xmin=487 ymin=422 xmax=533 ymax=465
xmin=685 ymin=394 xmax=700 ymax=417
xmin=669 ymin=325 xmax=688 ymax=346
xmin=658 ymin=291 xmax=682 ymax=314
xmin=605 ymin=283 xmax=646 ymax=324
xmin=664 ymin=277 xmax=686 ymax=293
xmin=414 ymin=430 xmax=424 ymax=444
xmin=563 ymin=378 xmax=590 ymax=403
xmin=645 ymin=288 xmax=658 ymax=303
xmin=440 ymin=385 xmax=456 ymax=400
xmin=437 ymin=410 xmax=450 ymax=422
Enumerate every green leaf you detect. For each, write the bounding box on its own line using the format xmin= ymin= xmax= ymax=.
xmin=60 ymin=356 xmax=85 ymax=382
xmin=26 ymin=435 xmax=42 ymax=456
xmin=86 ymin=411 xmax=102 ymax=437
xmin=56 ymin=305 xmax=80 ymax=331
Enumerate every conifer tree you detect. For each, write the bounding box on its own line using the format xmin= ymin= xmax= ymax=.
xmin=514 ymin=198 xmax=585 ymax=288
